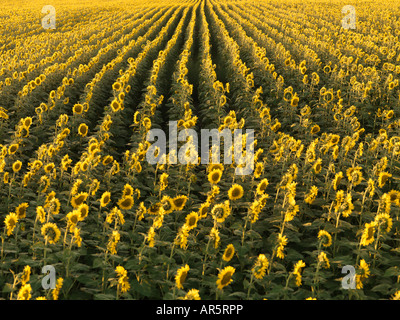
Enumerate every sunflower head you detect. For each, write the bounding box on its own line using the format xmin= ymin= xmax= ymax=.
xmin=222 ymin=244 xmax=235 ymax=262
xmin=175 ymin=264 xmax=190 ymax=289
xmin=228 ymin=184 xmax=244 ymax=201
xmin=172 ymin=195 xmax=188 ymax=211
xmin=216 ymin=266 xmax=235 ymax=290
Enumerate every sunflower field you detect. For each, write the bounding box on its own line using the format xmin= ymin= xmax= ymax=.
xmin=2 ymin=0 xmax=400 ymax=300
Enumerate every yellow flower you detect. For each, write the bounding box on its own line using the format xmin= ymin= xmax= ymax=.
xmin=222 ymin=244 xmax=235 ymax=262
xmin=100 ymin=191 xmax=111 ymax=207
xmin=332 ymin=171 xmax=343 ymax=191
xmin=211 ymin=201 xmax=231 ymax=223
xmin=276 ymin=234 xmax=288 ymax=259
xmin=182 ymin=289 xmax=201 ymax=300
xmin=17 ymin=284 xmax=32 ymax=300
xmin=72 ymin=103 xmax=83 ymax=114
xmin=78 ymin=123 xmax=88 ymax=137
xmin=41 ymin=222 xmax=61 ymax=244
xmin=312 ymin=158 xmax=322 ymax=174
xmin=356 ymin=259 xmax=370 ymax=289
xmin=208 ymin=169 xmax=223 ymax=185
xmin=293 ymin=260 xmax=306 ymax=286
xmin=118 ymin=195 xmax=134 ymax=210
xmin=304 ymin=186 xmax=318 ymax=204
xmin=216 ymin=266 xmax=235 ymax=291
xmin=52 ymin=278 xmax=63 ymax=300
xmin=318 ymin=230 xmax=332 ymax=247
xmin=8 ymin=143 xmax=19 ymax=155
xmin=107 ymin=230 xmax=121 ymax=254
xmin=378 ymin=171 xmax=392 ymax=188
xmin=184 ymin=212 xmax=198 ymax=230
xmin=228 ymin=184 xmax=244 ymax=200
xmin=360 ymin=222 xmax=376 ymax=246
xmin=21 ymin=265 xmax=31 ymax=285
xmin=374 ymin=212 xmax=392 ymax=233
xmin=172 ymin=195 xmax=188 ymax=211
xmin=71 ymin=192 xmax=88 ymax=208
xmin=15 ymin=202 xmax=29 ymax=219
xmin=310 ymin=125 xmax=320 ymax=134
xmin=175 ymin=264 xmax=190 ymax=289
xmin=115 ymin=266 xmax=130 ymax=294
xmin=252 ymin=254 xmax=269 ymax=279
xmin=12 ymin=160 xmax=22 ymax=173
xmin=318 ymin=252 xmax=330 ymax=269
xmin=4 ymin=213 xmax=18 ymax=236
xmin=256 ymin=178 xmax=269 ymax=195
xmin=110 ymin=99 xmax=121 ymax=112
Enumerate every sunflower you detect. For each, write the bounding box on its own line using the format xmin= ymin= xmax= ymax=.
xmin=17 ymin=284 xmax=32 ymax=300
xmin=317 ymin=230 xmax=332 ymax=247
xmin=211 ymin=201 xmax=231 ymax=223
xmin=312 ymin=158 xmax=322 ymax=174
xmin=378 ymin=171 xmax=392 ymax=188
xmin=21 ymin=265 xmax=31 ymax=285
xmin=15 ymin=203 xmax=29 ymax=219
xmin=102 ymin=155 xmax=114 ymax=166
xmin=360 ymin=222 xmax=375 ymax=246
xmin=175 ymin=264 xmax=190 ymax=289
xmin=110 ymin=99 xmax=121 ymax=112
xmin=216 ymin=266 xmax=235 ymax=290
xmin=208 ymin=169 xmax=222 ymax=185
xmin=36 ymin=206 xmax=46 ymax=223
xmin=52 ymin=278 xmax=63 ymax=300
xmin=252 ymin=254 xmax=269 ymax=279
xmin=99 ymin=191 xmax=111 ymax=208
xmin=209 ymin=226 xmax=220 ymax=249
xmin=310 ymin=125 xmax=320 ymax=134
xmin=332 ymin=172 xmax=343 ymax=190
xmin=77 ymin=203 xmax=89 ymax=221
xmin=198 ymin=202 xmax=210 ymax=219
xmin=346 ymin=166 xmax=363 ymax=186
xmin=41 ymin=222 xmax=61 ymax=244
xmin=172 ymin=195 xmax=188 ymax=211
xmin=66 ymin=210 xmax=80 ymax=232
xmin=12 ymin=160 xmax=22 ymax=173
xmin=293 ymin=260 xmax=306 ymax=286
xmin=122 ymin=184 xmax=134 ymax=197
xmin=304 ymin=186 xmax=318 ymax=204
xmin=4 ymin=213 xmax=18 ymax=236
xmin=148 ymin=202 xmax=162 ymax=215
xmin=318 ymin=252 xmax=330 ymax=269
xmin=222 ymin=244 xmax=235 ymax=262
xmin=182 ymin=289 xmax=201 ymax=300
xmin=276 ymin=233 xmax=288 ymax=259
xmin=72 ymin=104 xmax=83 ymax=114
xmin=146 ymin=227 xmax=156 ymax=248
xmin=71 ymin=192 xmax=88 ymax=208
xmin=374 ymin=212 xmax=392 ymax=233
xmin=118 ymin=195 xmax=134 ymax=210
xmin=255 ymin=178 xmax=269 ymax=195
xmin=184 ymin=212 xmax=198 ymax=230
xmin=78 ymin=123 xmax=88 ymax=137
xmin=8 ymin=143 xmax=19 ymax=155
xmin=107 ymin=230 xmax=121 ymax=254
xmin=356 ymin=259 xmax=370 ymax=289
xmin=253 ymin=162 xmax=264 ymax=178
xmin=228 ymin=184 xmax=244 ymax=201
xmin=115 ymin=266 xmax=130 ymax=294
